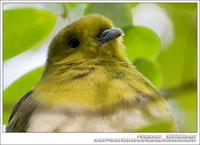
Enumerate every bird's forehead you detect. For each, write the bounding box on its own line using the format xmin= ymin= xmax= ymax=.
xmin=67 ymin=14 xmax=113 ymax=34
xmin=77 ymin=14 xmax=113 ymax=26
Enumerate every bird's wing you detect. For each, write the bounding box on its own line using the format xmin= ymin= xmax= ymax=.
xmin=125 ymin=69 xmax=178 ymax=132
xmin=136 ymin=94 xmax=178 ymax=132
xmin=6 ymin=90 xmax=38 ymax=132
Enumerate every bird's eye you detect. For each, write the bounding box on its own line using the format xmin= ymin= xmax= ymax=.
xmin=69 ymin=37 xmax=80 ymax=48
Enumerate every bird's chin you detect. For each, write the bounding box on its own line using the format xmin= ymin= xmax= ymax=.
xmin=99 ymin=39 xmax=124 ymax=54
xmin=100 ymin=39 xmax=119 ymax=48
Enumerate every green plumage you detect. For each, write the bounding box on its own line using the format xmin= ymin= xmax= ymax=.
xmin=6 ymin=14 xmax=177 ymax=132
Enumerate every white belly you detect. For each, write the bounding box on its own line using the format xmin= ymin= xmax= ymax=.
xmin=27 ymin=107 xmax=151 ymax=132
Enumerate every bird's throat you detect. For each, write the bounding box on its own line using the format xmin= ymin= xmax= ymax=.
xmin=32 ymin=62 xmax=139 ymax=112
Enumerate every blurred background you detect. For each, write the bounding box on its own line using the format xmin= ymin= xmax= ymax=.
xmin=2 ymin=3 xmax=197 ymax=132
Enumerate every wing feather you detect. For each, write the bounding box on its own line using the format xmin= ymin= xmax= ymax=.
xmin=6 ymin=90 xmax=37 ymax=132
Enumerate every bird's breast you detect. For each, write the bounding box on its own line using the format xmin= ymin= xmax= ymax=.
xmin=33 ymin=65 xmax=139 ymax=110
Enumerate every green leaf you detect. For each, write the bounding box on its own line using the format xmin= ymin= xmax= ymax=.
xmin=134 ymin=59 xmax=162 ymax=88
xmin=124 ymin=26 xmax=160 ymax=62
xmin=3 ymin=67 xmax=44 ymax=124
xmin=128 ymin=3 xmax=138 ymax=8
xmin=159 ymin=3 xmax=197 ymax=12
xmin=84 ymin=3 xmax=132 ymax=29
xmin=168 ymin=89 xmax=197 ymax=132
xmin=134 ymin=121 xmax=175 ymax=132
xmin=3 ymin=8 xmax=56 ymax=61
xmin=158 ymin=4 xmax=197 ymax=89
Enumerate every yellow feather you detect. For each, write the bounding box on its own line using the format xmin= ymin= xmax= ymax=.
xmin=32 ymin=14 xmax=176 ymax=130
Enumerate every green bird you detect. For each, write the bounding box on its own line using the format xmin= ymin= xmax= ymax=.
xmin=6 ymin=14 xmax=177 ymax=132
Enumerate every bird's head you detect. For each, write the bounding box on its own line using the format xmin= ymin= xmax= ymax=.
xmin=47 ymin=14 xmax=126 ymax=66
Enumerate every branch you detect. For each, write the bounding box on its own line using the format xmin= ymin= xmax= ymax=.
xmin=160 ymin=81 xmax=197 ymax=99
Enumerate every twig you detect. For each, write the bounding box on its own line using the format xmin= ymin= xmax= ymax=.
xmin=160 ymin=81 xmax=197 ymax=99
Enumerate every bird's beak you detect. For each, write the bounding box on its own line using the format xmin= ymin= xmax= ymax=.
xmin=99 ymin=28 xmax=124 ymax=44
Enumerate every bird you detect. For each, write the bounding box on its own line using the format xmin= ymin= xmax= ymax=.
xmin=6 ymin=14 xmax=177 ymax=132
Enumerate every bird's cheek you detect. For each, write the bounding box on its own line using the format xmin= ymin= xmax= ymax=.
xmin=82 ymin=41 xmax=100 ymax=54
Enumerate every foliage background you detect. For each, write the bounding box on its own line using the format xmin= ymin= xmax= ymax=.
xmin=2 ymin=3 xmax=197 ymax=132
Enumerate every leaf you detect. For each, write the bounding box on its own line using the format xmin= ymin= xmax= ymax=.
xmin=157 ymin=4 xmax=197 ymax=89
xmin=159 ymin=3 xmax=197 ymax=12
xmin=167 ymin=89 xmax=197 ymax=132
xmin=3 ymin=8 xmax=56 ymax=61
xmin=84 ymin=3 xmax=132 ymax=29
xmin=134 ymin=59 xmax=162 ymax=88
xmin=3 ymin=67 xmax=44 ymax=124
xmin=124 ymin=26 xmax=160 ymax=62
xmin=128 ymin=3 xmax=138 ymax=8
